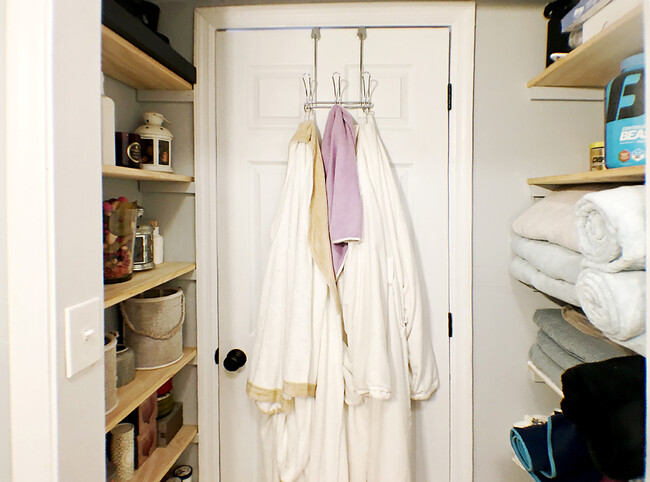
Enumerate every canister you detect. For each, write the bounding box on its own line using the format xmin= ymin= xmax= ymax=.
xmin=133 ymin=223 xmax=155 ymax=271
xmin=605 ymin=53 xmax=646 ymax=168
xmin=589 ymin=141 xmax=605 ymax=171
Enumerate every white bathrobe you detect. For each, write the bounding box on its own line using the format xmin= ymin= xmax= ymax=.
xmin=339 ymin=116 xmax=439 ymax=482
xmin=247 ymin=120 xmax=347 ymax=482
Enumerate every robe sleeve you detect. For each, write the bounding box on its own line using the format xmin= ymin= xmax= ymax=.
xmin=397 ymin=241 xmax=440 ymax=400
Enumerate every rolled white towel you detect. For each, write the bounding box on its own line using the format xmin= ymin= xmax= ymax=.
xmin=575 ymin=185 xmax=646 ymax=272
xmin=576 ymin=268 xmax=646 ymax=341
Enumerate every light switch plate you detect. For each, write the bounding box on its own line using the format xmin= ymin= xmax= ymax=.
xmin=64 ymin=297 xmax=102 ymax=378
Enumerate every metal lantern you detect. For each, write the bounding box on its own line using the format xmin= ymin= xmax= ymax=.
xmin=135 ymin=112 xmax=173 ymax=172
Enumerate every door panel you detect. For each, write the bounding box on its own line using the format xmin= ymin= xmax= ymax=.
xmin=216 ymin=26 xmax=450 ymax=481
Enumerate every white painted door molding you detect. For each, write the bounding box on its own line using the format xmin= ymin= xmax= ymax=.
xmin=194 ymin=3 xmax=475 ymax=480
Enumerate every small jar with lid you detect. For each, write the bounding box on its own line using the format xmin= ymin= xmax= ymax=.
xmin=133 ymin=223 xmax=155 ymax=271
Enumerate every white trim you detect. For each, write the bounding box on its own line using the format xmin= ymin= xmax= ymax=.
xmin=194 ymin=4 xmax=475 ymax=481
xmin=6 ymin=1 xmax=58 ymax=478
xmin=194 ymin=10 xmax=221 ymax=482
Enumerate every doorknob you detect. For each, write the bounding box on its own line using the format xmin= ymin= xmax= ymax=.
xmin=223 ymin=348 xmax=247 ymax=372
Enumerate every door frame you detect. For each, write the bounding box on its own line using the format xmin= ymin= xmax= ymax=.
xmin=194 ymin=3 xmax=475 ymax=480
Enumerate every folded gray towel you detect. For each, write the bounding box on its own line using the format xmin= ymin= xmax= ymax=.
xmin=536 ymin=331 xmax=582 ymax=370
xmin=533 ymin=309 xmax=632 ymax=362
xmin=529 ymin=343 xmax=565 ymax=388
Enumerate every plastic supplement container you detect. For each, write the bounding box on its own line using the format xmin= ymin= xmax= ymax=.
xmin=605 ymin=53 xmax=646 ymax=168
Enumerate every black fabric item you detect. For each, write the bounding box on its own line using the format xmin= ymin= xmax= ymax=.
xmin=560 ymin=355 xmax=646 ymax=480
xmin=102 ymin=0 xmax=196 ymax=84
xmin=543 ymin=0 xmax=579 ymax=67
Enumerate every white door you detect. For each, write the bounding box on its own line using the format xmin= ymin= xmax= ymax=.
xmin=216 ymin=26 xmax=450 ymax=481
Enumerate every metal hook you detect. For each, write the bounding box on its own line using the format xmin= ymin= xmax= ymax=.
xmin=332 ymin=72 xmax=342 ymax=104
xmin=302 ymin=73 xmax=315 ymax=112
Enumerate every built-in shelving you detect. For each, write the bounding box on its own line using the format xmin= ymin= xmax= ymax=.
xmin=101 ymin=26 xmax=193 ymax=91
xmin=131 ymin=425 xmax=198 ymax=482
xmin=527 ymin=165 xmax=645 ymax=189
xmin=527 ymin=5 xmax=643 ymax=88
xmin=104 ymin=262 xmax=196 ymax=308
xmin=103 ymin=165 xmax=194 ymax=182
xmin=528 ymin=361 xmax=563 ymax=397
xmin=106 ymin=347 xmax=197 ymax=432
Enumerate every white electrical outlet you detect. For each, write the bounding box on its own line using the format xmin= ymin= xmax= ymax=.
xmin=64 ymin=297 xmax=102 ymax=378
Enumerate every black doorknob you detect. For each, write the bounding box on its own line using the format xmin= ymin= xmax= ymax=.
xmin=223 ymin=348 xmax=247 ymax=372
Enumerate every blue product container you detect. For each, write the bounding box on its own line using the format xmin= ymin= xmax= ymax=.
xmin=605 ymin=53 xmax=646 ymax=168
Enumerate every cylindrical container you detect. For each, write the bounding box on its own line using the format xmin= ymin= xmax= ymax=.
xmin=104 ymin=332 xmax=118 ymax=415
xmin=157 ymin=390 xmax=174 ymax=419
xmin=120 ymin=287 xmax=185 ymax=369
xmin=110 ymin=423 xmax=135 ymax=482
xmin=133 ymin=223 xmax=155 ymax=271
xmin=589 ymin=141 xmax=605 ymax=171
xmin=115 ymin=132 xmax=142 ymax=169
xmin=115 ymin=344 xmax=135 ymax=387
xmin=605 ymin=53 xmax=646 ymax=168
xmin=151 ymin=221 xmax=164 ymax=265
xmin=103 ymin=200 xmax=139 ymax=284
xmin=173 ymin=465 xmax=193 ymax=481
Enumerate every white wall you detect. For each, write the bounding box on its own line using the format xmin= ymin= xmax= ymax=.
xmin=5 ymin=1 xmax=105 ymax=479
xmin=0 ymin=0 xmax=11 ymax=476
xmin=473 ymin=1 xmax=605 ymax=480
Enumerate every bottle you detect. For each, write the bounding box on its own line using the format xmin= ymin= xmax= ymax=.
xmin=151 ymin=221 xmax=164 ymax=265
xmin=101 ymin=74 xmax=116 ymax=166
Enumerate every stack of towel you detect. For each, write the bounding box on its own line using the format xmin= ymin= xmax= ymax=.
xmin=528 ymin=309 xmax=632 ymax=388
xmin=574 ymin=186 xmax=646 ymax=355
xmin=511 ymin=185 xmax=646 ymax=356
xmin=511 ymin=187 xmax=605 ymax=306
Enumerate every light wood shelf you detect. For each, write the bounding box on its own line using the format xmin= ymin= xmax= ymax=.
xmin=102 ymin=165 xmax=194 ymax=182
xmin=101 ymin=26 xmax=192 ymax=91
xmin=104 ymin=262 xmax=196 ymax=308
xmin=131 ymin=424 xmax=198 ymax=482
xmin=106 ymin=347 xmax=197 ymax=433
xmin=527 ymin=165 xmax=645 ymax=189
xmin=527 ymin=5 xmax=643 ymax=88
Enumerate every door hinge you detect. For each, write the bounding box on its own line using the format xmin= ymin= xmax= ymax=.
xmin=447 ymin=83 xmax=452 ymax=111
xmin=448 ymin=312 xmax=453 ymax=338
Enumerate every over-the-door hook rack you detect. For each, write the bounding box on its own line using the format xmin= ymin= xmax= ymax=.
xmin=302 ymin=26 xmax=374 ymax=113
xmin=303 ymin=72 xmax=374 ymax=112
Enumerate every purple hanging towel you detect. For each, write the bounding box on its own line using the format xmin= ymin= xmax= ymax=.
xmin=321 ymin=105 xmax=362 ymax=278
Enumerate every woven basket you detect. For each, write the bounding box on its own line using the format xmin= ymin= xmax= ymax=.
xmin=120 ymin=287 xmax=184 ymax=370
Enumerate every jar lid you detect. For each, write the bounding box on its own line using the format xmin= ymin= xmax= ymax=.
xmin=621 ymin=53 xmax=644 ymax=72
xmin=589 ymin=141 xmax=604 ymax=149
xmin=174 ymin=465 xmax=193 ymax=477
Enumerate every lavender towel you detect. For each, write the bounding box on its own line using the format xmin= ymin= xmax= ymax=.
xmin=321 ymin=105 xmax=362 ymax=278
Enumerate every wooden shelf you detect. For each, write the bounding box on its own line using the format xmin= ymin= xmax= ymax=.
xmin=527 ymin=5 xmax=643 ymax=88
xmin=527 ymin=165 xmax=645 ymax=189
xmin=528 ymin=361 xmax=563 ymax=397
xmin=106 ymin=347 xmax=197 ymax=433
xmin=103 ymin=165 xmax=194 ymax=182
xmin=132 ymin=424 xmax=198 ymax=482
xmin=102 ymin=26 xmax=192 ymax=91
xmin=104 ymin=262 xmax=196 ymax=308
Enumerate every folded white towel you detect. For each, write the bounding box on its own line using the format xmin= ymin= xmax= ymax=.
xmin=510 ymin=256 xmax=580 ymax=306
xmin=512 ymin=187 xmax=607 ymax=252
xmin=575 ymin=185 xmax=646 ymax=272
xmin=576 ymin=268 xmax=646 ymax=341
xmin=511 ymin=235 xmax=584 ymax=284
